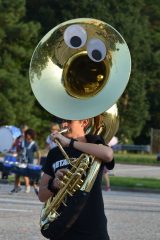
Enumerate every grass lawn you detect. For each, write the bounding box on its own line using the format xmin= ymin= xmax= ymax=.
xmin=102 ymin=175 xmax=160 ymax=192
xmin=114 ymin=153 xmax=160 ymax=165
xmin=109 ymin=176 xmax=160 ymax=190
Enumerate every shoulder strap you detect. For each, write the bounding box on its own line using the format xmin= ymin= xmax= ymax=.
xmin=27 ymin=141 xmax=35 ymax=149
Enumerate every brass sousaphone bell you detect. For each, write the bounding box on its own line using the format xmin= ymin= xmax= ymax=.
xmin=29 ymin=18 xmax=131 ymax=125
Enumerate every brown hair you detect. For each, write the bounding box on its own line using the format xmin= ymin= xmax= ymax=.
xmin=25 ymin=128 xmax=36 ymax=140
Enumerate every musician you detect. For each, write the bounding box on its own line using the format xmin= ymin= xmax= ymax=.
xmin=10 ymin=128 xmax=41 ymax=194
xmin=39 ymin=119 xmax=114 ymax=240
xmin=46 ymin=122 xmax=60 ymax=151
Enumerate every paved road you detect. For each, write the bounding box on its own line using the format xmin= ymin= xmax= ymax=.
xmin=111 ymin=164 xmax=160 ymax=179
xmin=0 ymin=184 xmax=44 ymax=240
xmin=105 ymin=190 xmax=160 ymax=240
xmin=0 ymin=184 xmax=160 ymax=240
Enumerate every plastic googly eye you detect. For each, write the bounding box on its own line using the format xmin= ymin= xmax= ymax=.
xmin=64 ymin=24 xmax=87 ymax=49
xmin=87 ymin=38 xmax=107 ymax=62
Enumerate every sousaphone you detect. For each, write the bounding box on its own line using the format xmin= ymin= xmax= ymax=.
xmin=29 ymin=18 xmax=131 ymax=239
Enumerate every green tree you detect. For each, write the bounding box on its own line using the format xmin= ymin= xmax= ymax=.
xmin=138 ymin=0 xmax=160 ymax=142
xmin=0 ymin=0 xmax=41 ymax=128
xmin=102 ymin=0 xmax=151 ymax=143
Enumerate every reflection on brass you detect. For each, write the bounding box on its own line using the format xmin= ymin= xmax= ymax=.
xmin=88 ymin=104 xmax=119 ymax=144
xmin=62 ymin=52 xmax=109 ymax=98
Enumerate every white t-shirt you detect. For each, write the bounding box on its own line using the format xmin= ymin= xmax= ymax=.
xmin=46 ymin=135 xmax=57 ymax=150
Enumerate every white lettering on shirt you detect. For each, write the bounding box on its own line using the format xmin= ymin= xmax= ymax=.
xmin=52 ymin=159 xmax=69 ymax=171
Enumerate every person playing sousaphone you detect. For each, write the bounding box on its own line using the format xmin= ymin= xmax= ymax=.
xmin=39 ymin=118 xmax=114 ymax=240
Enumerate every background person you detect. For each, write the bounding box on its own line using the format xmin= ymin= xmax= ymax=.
xmin=103 ymin=166 xmax=111 ymax=191
xmin=0 ymin=125 xmax=22 ymax=181
xmin=38 ymin=119 xmax=114 ymax=240
xmin=10 ymin=128 xmax=41 ymax=193
xmin=46 ymin=122 xmax=60 ymax=151
xmin=1 ymin=144 xmax=17 ymax=181
xmin=39 ymin=122 xmax=60 ymax=169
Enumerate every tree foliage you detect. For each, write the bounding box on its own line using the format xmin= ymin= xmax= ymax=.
xmin=0 ymin=0 xmax=41 ymax=126
xmin=136 ymin=0 xmax=160 ymax=143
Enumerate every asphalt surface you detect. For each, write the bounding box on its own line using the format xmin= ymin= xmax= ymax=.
xmin=0 ymin=184 xmax=160 ymax=240
xmin=105 ymin=190 xmax=160 ymax=240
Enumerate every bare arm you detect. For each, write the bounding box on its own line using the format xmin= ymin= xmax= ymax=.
xmin=52 ymin=132 xmax=113 ymax=163
xmin=72 ymin=141 xmax=113 ymax=163
xmin=45 ymin=143 xmax=51 ymax=151
xmin=36 ymin=150 xmax=41 ymax=165
xmin=38 ymin=173 xmax=53 ymax=202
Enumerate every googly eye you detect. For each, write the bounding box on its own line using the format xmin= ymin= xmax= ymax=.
xmin=87 ymin=38 xmax=107 ymax=62
xmin=64 ymin=24 xmax=87 ymax=49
